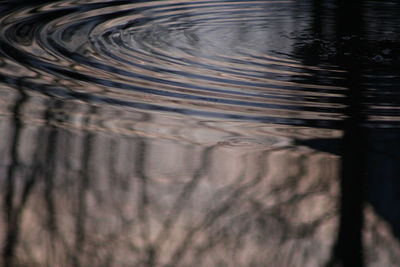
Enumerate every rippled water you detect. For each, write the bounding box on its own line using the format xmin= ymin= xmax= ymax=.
xmin=0 ymin=0 xmax=350 ymax=126
xmin=0 ymin=0 xmax=400 ymax=266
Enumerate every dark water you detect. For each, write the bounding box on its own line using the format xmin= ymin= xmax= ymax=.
xmin=0 ymin=0 xmax=400 ymax=266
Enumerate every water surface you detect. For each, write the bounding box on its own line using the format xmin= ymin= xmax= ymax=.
xmin=0 ymin=0 xmax=400 ymax=266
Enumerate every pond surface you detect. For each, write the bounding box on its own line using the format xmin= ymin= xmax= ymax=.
xmin=0 ymin=0 xmax=400 ymax=266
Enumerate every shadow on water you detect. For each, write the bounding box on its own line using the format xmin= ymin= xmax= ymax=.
xmin=294 ymin=0 xmax=400 ymax=266
xmin=0 ymin=0 xmax=400 ymax=266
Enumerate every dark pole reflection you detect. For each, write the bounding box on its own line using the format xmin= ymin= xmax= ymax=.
xmin=297 ymin=0 xmax=367 ymax=266
xmin=333 ymin=1 xmax=365 ymax=266
xmin=324 ymin=1 xmax=367 ymax=266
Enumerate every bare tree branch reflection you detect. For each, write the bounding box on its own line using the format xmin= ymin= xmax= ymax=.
xmin=0 ymin=98 xmax=342 ymax=266
xmin=2 ymin=88 xmax=33 ymax=267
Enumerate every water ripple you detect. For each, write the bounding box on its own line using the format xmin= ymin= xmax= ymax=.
xmin=0 ymin=0 xmax=399 ymax=128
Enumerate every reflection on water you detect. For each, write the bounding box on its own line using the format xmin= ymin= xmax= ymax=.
xmin=0 ymin=0 xmax=400 ymax=266
xmin=0 ymin=90 xmax=342 ymax=266
xmin=1 ymin=87 xmax=344 ymax=266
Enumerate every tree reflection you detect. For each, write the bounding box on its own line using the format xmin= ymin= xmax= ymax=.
xmin=0 ymin=94 xmax=339 ymax=266
xmin=2 ymin=87 xmax=34 ymax=267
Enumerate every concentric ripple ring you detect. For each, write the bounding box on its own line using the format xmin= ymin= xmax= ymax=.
xmin=0 ymin=0 xmax=358 ymax=128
